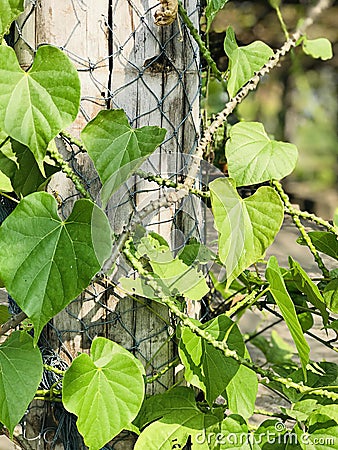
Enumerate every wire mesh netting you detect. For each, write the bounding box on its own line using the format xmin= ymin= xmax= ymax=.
xmin=1 ymin=1 xmax=209 ymax=448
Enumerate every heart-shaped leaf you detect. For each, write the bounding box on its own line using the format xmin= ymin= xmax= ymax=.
xmin=0 ymin=0 xmax=24 ymax=40
xmin=224 ymin=27 xmax=273 ymax=97
xmin=81 ymin=110 xmax=166 ymax=207
xmin=210 ymin=178 xmax=283 ymax=287
xmin=63 ymin=337 xmax=145 ymax=450
xmin=0 ymin=192 xmax=112 ymax=341
xmin=0 ymin=45 xmax=80 ymax=167
xmin=0 ymin=331 xmax=43 ymax=434
xmin=302 ymin=37 xmax=333 ymax=61
xmin=134 ymin=387 xmax=220 ymax=450
xmin=266 ymin=256 xmax=310 ymax=377
xmin=178 ymin=315 xmax=245 ymax=404
xmin=226 ymin=122 xmax=298 ymax=186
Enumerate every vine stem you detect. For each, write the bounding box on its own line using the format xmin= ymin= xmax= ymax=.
xmin=47 ymin=144 xmax=91 ymax=200
xmin=177 ymin=1 xmax=224 ymax=83
xmin=272 ymin=180 xmax=330 ymax=278
xmin=0 ymin=311 xmax=27 ymax=337
xmin=123 ymin=240 xmax=338 ymax=401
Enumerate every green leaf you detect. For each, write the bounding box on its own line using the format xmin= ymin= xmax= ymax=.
xmin=0 ymin=45 xmax=80 ymax=167
xmin=210 ymin=178 xmax=283 ymax=288
xmin=225 ymin=122 xmax=298 ymax=186
xmin=81 ymin=110 xmax=166 ymax=207
xmin=225 ymin=358 xmax=258 ymax=419
xmin=0 ymin=331 xmax=43 ymax=434
xmin=224 ymin=27 xmax=273 ymax=97
xmin=302 ymin=37 xmax=333 ymax=61
xmin=178 ymin=238 xmax=216 ymax=266
xmin=121 ymin=234 xmax=209 ymax=301
xmin=254 ymin=419 xmax=288 ymax=449
xmin=0 ymin=0 xmax=24 ymax=40
xmin=0 ymin=305 xmax=10 ymax=324
xmin=297 ymin=231 xmax=338 ymax=260
xmin=323 ymin=278 xmax=338 ymax=314
xmin=134 ymin=387 xmax=220 ymax=450
xmin=281 ymin=399 xmax=319 ymax=423
xmin=251 ymin=330 xmax=295 ymax=367
xmin=266 ymin=256 xmax=310 ymax=377
xmin=294 ymin=420 xmax=338 ymax=450
xmin=63 ymin=337 xmax=145 ymax=450
xmin=289 ymin=257 xmax=329 ymax=325
xmin=178 ymin=315 xmax=245 ymax=404
xmin=0 ymin=140 xmax=60 ymax=197
xmin=205 ymin=0 xmax=230 ymax=33
xmin=326 ymin=319 xmax=338 ymax=331
xmin=0 ymin=170 xmax=12 ymax=192
xmin=0 ymin=192 xmax=112 ymax=341
xmin=219 ymin=415 xmax=252 ymax=449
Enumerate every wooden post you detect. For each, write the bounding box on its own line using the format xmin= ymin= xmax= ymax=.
xmin=15 ymin=0 xmax=200 ymax=448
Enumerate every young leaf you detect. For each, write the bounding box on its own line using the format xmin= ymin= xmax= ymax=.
xmin=134 ymin=387 xmax=220 ymax=449
xmin=289 ymin=257 xmax=329 ymax=325
xmin=225 ymin=356 xmax=258 ymax=419
xmin=81 ymin=110 xmax=166 ymax=207
xmin=178 ymin=315 xmax=245 ymax=404
xmin=0 ymin=45 xmax=80 ymax=167
xmin=205 ymin=0 xmax=230 ymax=33
xmin=266 ymin=256 xmax=310 ymax=377
xmin=302 ymin=37 xmax=333 ymax=61
xmin=0 ymin=0 xmax=24 ymax=41
xmin=225 ymin=122 xmax=298 ymax=186
xmin=224 ymin=27 xmax=273 ymax=97
xmin=210 ymin=178 xmax=283 ymax=288
xmin=63 ymin=337 xmax=145 ymax=450
xmin=0 ymin=192 xmax=112 ymax=342
xmin=323 ymin=278 xmax=338 ymax=314
xmin=0 ymin=331 xmax=43 ymax=434
xmin=297 ymin=231 xmax=338 ymax=260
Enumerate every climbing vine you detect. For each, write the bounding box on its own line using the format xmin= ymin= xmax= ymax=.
xmin=0 ymin=0 xmax=337 ymax=449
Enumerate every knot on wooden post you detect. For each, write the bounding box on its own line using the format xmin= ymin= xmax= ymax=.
xmin=154 ymin=0 xmax=178 ymax=26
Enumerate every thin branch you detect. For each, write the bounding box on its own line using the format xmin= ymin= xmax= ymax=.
xmin=0 ymin=311 xmax=27 ymax=337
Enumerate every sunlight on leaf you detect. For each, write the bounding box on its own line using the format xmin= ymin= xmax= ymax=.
xmin=0 ymin=192 xmax=112 ymax=342
xmin=0 ymin=45 xmax=80 ymax=168
xmin=63 ymin=337 xmax=145 ymax=450
xmin=226 ymin=122 xmax=298 ymax=186
xmin=81 ymin=110 xmax=166 ymax=207
xmin=224 ymin=27 xmax=273 ymax=97
xmin=210 ymin=178 xmax=283 ymax=288
xmin=0 ymin=0 xmax=24 ymax=41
